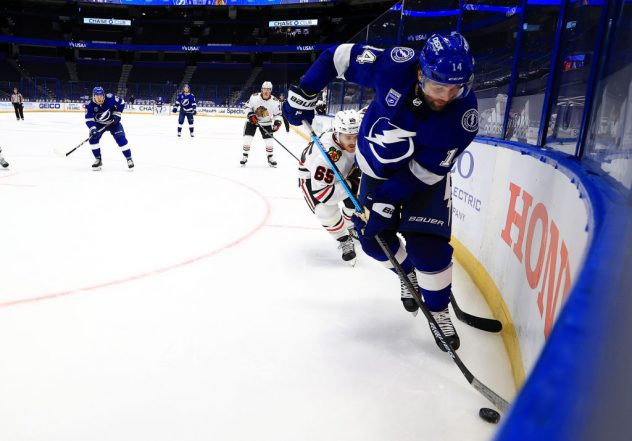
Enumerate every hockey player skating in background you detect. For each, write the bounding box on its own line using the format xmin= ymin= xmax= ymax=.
xmin=299 ymin=110 xmax=361 ymax=264
xmin=240 ymin=81 xmax=282 ymax=167
xmin=283 ymin=33 xmax=479 ymax=352
xmin=85 ymin=86 xmax=134 ymax=171
xmin=155 ymin=96 xmax=164 ymax=115
xmin=173 ymin=84 xmax=197 ymax=137
xmin=0 ymin=146 xmax=9 ymax=168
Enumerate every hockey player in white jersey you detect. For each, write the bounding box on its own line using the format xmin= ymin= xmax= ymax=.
xmin=240 ymin=81 xmax=282 ymax=167
xmin=299 ymin=110 xmax=361 ymax=264
xmin=0 ymin=146 xmax=9 ymax=168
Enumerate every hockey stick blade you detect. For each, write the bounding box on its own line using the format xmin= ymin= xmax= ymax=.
xmin=450 ymin=294 xmax=502 ymax=333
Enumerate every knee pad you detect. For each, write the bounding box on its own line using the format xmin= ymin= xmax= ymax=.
xmin=358 ymin=231 xmax=413 ymax=272
xmin=403 ymin=233 xmax=453 ymax=272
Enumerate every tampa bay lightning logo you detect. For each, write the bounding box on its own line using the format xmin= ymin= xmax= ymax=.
xmin=182 ymin=99 xmax=190 ymax=106
xmin=94 ymin=109 xmax=111 ymax=123
xmin=366 ymin=118 xmax=417 ymax=164
xmin=390 ymin=47 xmax=415 ymax=63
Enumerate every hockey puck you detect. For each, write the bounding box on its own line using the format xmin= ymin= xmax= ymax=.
xmin=479 ymin=407 xmax=500 ymax=424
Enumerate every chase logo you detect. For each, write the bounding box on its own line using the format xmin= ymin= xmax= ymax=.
xmin=95 ymin=109 xmax=111 ymax=123
xmin=390 ymin=47 xmax=415 ymax=63
xmin=366 ymin=118 xmax=416 ymax=164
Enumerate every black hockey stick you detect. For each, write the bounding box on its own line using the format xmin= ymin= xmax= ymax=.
xmin=450 ymin=293 xmax=502 ymax=332
xmin=54 ymin=123 xmax=111 ymax=157
xmin=257 ymin=123 xmax=300 ymax=162
xmin=303 ymin=119 xmax=510 ymax=413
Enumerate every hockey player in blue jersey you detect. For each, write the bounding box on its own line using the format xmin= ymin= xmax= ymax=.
xmin=85 ymin=86 xmax=134 ymax=170
xmin=283 ymin=33 xmax=479 ymax=352
xmin=172 ymin=84 xmax=197 ymax=137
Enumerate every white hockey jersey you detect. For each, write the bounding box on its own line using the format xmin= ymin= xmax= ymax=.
xmin=299 ymin=129 xmax=356 ymax=206
xmin=245 ymin=93 xmax=282 ymax=126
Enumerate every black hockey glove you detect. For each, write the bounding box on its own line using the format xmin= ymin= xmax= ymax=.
xmin=272 ymin=120 xmax=282 ymax=132
xmin=172 ymin=107 xmax=178 ymax=113
xmin=283 ymin=84 xmax=318 ymax=126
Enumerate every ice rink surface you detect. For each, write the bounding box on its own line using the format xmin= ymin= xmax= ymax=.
xmin=0 ymin=112 xmax=514 ymax=441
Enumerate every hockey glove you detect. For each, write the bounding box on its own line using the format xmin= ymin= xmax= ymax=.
xmin=356 ymin=194 xmax=398 ymax=238
xmin=272 ymin=120 xmax=282 ymax=132
xmin=172 ymin=107 xmax=178 ymax=113
xmin=247 ymin=112 xmax=258 ymax=125
xmin=192 ymin=109 xmax=197 ymax=115
xmin=89 ymin=126 xmax=98 ymax=137
xmin=112 ymin=114 xmax=121 ymax=125
xmin=283 ymin=84 xmax=318 ymax=126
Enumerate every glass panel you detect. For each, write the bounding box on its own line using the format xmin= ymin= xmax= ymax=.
xmin=348 ymin=2 xmax=401 ymax=46
xmin=399 ymin=0 xmax=459 ymax=50
xmin=545 ymin=1 xmax=604 ymax=153
xmin=506 ymin=5 xmax=560 ymax=144
xmin=462 ymin=9 xmax=521 ymax=138
xmin=584 ymin=1 xmax=632 ymax=189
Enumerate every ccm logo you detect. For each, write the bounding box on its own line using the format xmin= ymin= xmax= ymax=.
xmin=39 ymin=103 xmax=61 ymax=109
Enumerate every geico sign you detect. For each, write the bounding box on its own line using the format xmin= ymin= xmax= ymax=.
xmin=500 ymin=182 xmax=572 ymax=337
xmin=39 ymin=103 xmax=61 ymax=109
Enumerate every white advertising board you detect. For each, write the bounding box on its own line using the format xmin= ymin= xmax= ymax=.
xmin=451 ymin=142 xmax=590 ymax=373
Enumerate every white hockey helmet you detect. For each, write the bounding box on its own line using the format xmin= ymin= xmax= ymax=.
xmin=261 ymin=81 xmax=273 ymax=90
xmin=333 ymin=109 xmax=361 ymax=135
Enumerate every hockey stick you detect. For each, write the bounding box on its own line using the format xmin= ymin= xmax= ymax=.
xmin=303 ymin=119 xmax=510 ymax=413
xmin=54 ymin=123 xmax=111 ymax=157
xmin=257 ymin=123 xmax=300 ymax=162
xmin=450 ymin=293 xmax=502 ymax=332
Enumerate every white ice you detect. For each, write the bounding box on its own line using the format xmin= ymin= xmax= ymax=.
xmin=0 ymin=112 xmax=514 ymax=441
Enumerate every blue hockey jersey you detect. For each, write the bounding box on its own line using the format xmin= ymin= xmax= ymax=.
xmin=300 ymin=44 xmax=479 ymax=199
xmin=175 ymin=92 xmax=196 ymax=113
xmin=85 ymin=93 xmax=125 ymax=129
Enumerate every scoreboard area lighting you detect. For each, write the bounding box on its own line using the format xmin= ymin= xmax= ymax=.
xmin=269 ymin=19 xmax=318 ymax=27
xmin=83 ymin=17 xmax=132 ymax=26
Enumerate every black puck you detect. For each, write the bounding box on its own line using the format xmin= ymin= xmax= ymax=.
xmin=479 ymin=407 xmax=500 ymax=424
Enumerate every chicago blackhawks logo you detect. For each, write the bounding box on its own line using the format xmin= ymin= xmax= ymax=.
xmin=255 ymin=106 xmax=270 ymax=118
xmin=328 ymin=147 xmax=342 ymax=163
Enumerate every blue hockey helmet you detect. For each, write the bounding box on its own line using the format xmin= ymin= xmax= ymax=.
xmin=419 ymin=32 xmax=475 ymax=97
xmin=92 ymin=86 xmax=105 ymax=97
xmin=183 ymin=83 xmax=190 ymax=91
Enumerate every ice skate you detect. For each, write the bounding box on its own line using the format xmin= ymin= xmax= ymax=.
xmin=127 ymin=158 xmax=134 ymax=170
xmin=190 ymin=132 xmax=194 ymax=138
xmin=267 ymin=155 xmax=277 ymax=168
xmin=337 ymin=235 xmax=356 ymax=266
xmin=0 ymin=158 xmax=9 ymax=169
xmin=428 ymin=308 xmax=460 ymax=352
xmin=240 ymin=154 xmax=248 ymax=167
xmin=400 ymin=270 xmax=420 ymax=316
xmin=177 ymin=132 xmax=182 ymax=138
xmin=92 ymin=157 xmax=102 ymax=171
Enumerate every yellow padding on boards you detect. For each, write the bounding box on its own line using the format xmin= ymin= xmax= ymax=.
xmin=451 ymin=236 xmax=525 ymax=389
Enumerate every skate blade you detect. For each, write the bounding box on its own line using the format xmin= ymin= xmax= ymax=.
xmin=92 ymin=168 xmax=102 ymax=171
xmin=410 ymin=310 xmax=419 ymax=317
